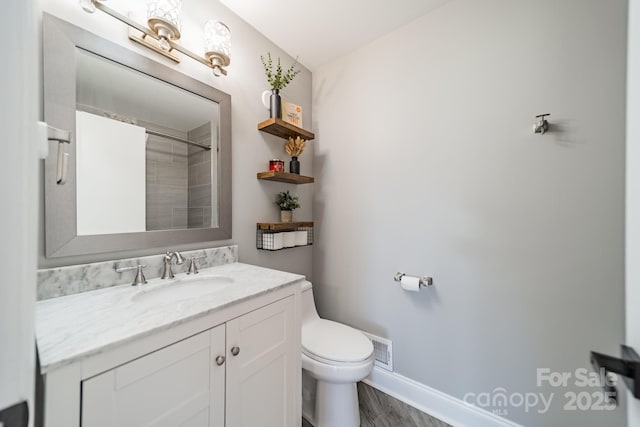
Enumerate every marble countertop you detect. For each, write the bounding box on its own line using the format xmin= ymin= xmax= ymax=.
xmin=36 ymin=262 xmax=304 ymax=374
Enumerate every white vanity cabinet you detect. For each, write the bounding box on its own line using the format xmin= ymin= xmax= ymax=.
xmin=39 ymin=281 xmax=301 ymax=427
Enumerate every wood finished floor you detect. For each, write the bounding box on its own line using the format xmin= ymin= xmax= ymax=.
xmin=301 ymin=382 xmax=451 ymax=427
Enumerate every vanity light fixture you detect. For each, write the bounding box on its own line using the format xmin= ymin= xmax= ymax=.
xmin=79 ymin=0 xmax=231 ymax=77
xmin=204 ymin=20 xmax=231 ymax=77
xmin=146 ymin=0 xmax=183 ymax=52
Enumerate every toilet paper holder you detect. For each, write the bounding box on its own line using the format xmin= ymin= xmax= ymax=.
xmin=394 ymin=272 xmax=433 ymax=288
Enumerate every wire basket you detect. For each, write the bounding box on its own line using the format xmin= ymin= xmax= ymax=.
xmin=256 ymin=225 xmax=313 ymax=251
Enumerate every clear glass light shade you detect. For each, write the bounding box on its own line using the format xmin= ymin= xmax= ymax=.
xmin=147 ymin=0 xmax=182 ymax=28
xmin=204 ymin=20 xmax=231 ymax=66
xmin=147 ymin=0 xmax=183 ymax=46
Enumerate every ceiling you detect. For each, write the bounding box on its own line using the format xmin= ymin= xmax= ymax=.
xmin=219 ymin=0 xmax=451 ymax=70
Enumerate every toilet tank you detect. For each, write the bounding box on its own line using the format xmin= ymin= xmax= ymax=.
xmin=301 ymin=280 xmax=320 ymax=324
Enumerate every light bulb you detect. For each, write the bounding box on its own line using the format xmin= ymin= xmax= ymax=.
xmin=79 ymin=0 xmax=96 ymax=13
xmin=212 ymin=66 xmax=222 ymax=77
xmin=158 ymin=37 xmax=170 ymax=51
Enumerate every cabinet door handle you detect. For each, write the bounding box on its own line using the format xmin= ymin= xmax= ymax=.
xmin=231 ymin=346 xmax=240 ymax=356
xmin=215 ymin=355 xmax=226 ymax=366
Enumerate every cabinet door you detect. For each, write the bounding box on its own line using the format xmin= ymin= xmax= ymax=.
xmin=225 ymin=296 xmax=296 ymax=427
xmin=82 ymin=326 xmax=226 ymax=427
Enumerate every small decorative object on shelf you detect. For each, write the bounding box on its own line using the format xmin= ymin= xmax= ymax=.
xmin=289 ymin=157 xmax=300 ymax=174
xmin=260 ymin=52 xmax=300 ymax=119
xmin=263 ymin=88 xmax=281 ymax=119
xmin=269 ymin=159 xmax=285 ymax=172
xmin=285 ymin=136 xmax=306 ymax=174
xmin=281 ymin=99 xmax=303 ymax=128
xmin=276 ymin=190 xmax=300 ymax=223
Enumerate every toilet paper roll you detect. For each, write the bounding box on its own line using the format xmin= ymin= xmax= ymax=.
xmin=272 ymin=233 xmax=284 ymax=250
xmin=283 ymin=231 xmax=297 ymax=248
xmin=295 ymin=230 xmax=308 ymax=246
xmin=400 ymin=275 xmax=421 ymax=292
xmin=263 ymin=232 xmax=283 ymax=250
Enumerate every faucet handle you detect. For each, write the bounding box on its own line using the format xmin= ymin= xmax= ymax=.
xmin=186 ymin=256 xmax=205 ymax=275
xmin=115 ymin=264 xmax=148 ymax=286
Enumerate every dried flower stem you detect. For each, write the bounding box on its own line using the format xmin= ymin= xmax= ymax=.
xmin=284 ymin=136 xmax=307 ymax=157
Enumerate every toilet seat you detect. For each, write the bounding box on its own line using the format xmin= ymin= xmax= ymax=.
xmin=302 ymin=319 xmax=373 ymax=364
xmin=303 ymin=349 xmax=375 ymax=367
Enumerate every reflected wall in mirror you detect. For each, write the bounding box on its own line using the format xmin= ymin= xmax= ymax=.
xmin=43 ymin=14 xmax=232 ymax=258
xmin=75 ymin=49 xmax=219 ymax=235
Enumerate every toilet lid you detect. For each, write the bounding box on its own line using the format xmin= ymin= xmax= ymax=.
xmin=302 ymin=319 xmax=374 ymax=363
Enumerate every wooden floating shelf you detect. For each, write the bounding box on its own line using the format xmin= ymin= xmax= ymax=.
xmin=257 ymin=118 xmax=315 ymax=141
xmin=257 ymin=221 xmax=313 ymax=231
xmin=257 ymin=171 xmax=314 ymax=184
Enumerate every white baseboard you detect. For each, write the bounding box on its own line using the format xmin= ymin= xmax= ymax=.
xmin=363 ymin=367 xmax=522 ymax=427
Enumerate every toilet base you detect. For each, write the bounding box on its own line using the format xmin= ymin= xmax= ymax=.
xmin=315 ymin=380 xmax=360 ymax=427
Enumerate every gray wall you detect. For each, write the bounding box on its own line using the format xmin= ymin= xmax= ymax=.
xmin=38 ymin=0 xmax=314 ymax=282
xmin=312 ymin=0 xmax=626 ymax=426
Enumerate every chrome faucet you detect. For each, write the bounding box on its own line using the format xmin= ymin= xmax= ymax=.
xmin=161 ymin=251 xmax=185 ymax=279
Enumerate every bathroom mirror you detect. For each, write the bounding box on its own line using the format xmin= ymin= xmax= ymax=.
xmin=43 ymin=14 xmax=232 ymax=258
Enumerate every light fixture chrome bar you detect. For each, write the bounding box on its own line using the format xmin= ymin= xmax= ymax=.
xmin=146 ymin=129 xmax=211 ymax=150
xmin=93 ymin=1 xmax=151 ymax=38
xmin=160 ymin=36 xmax=227 ymax=77
xmin=128 ymin=25 xmax=180 ymax=63
xmin=91 ymin=0 xmax=226 ymax=75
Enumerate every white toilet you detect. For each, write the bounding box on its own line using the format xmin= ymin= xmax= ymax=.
xmin=301 ymin=280 xmax=374 ymax=427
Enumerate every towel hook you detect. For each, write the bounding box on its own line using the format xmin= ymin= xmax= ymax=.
xmin=47 ymin=125 xmax=71 ymax=185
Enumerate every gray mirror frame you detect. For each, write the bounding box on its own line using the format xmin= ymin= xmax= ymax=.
xmin=43 ymin=13 xmax=232 ymax=258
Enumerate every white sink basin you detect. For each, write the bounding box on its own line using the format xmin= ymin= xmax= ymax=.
xmin=132 ymin=275 xmax=234 ymax=305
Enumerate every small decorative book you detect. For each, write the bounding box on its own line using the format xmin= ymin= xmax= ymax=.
xmin=281 ymin=100 xmax=303 ymax=128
